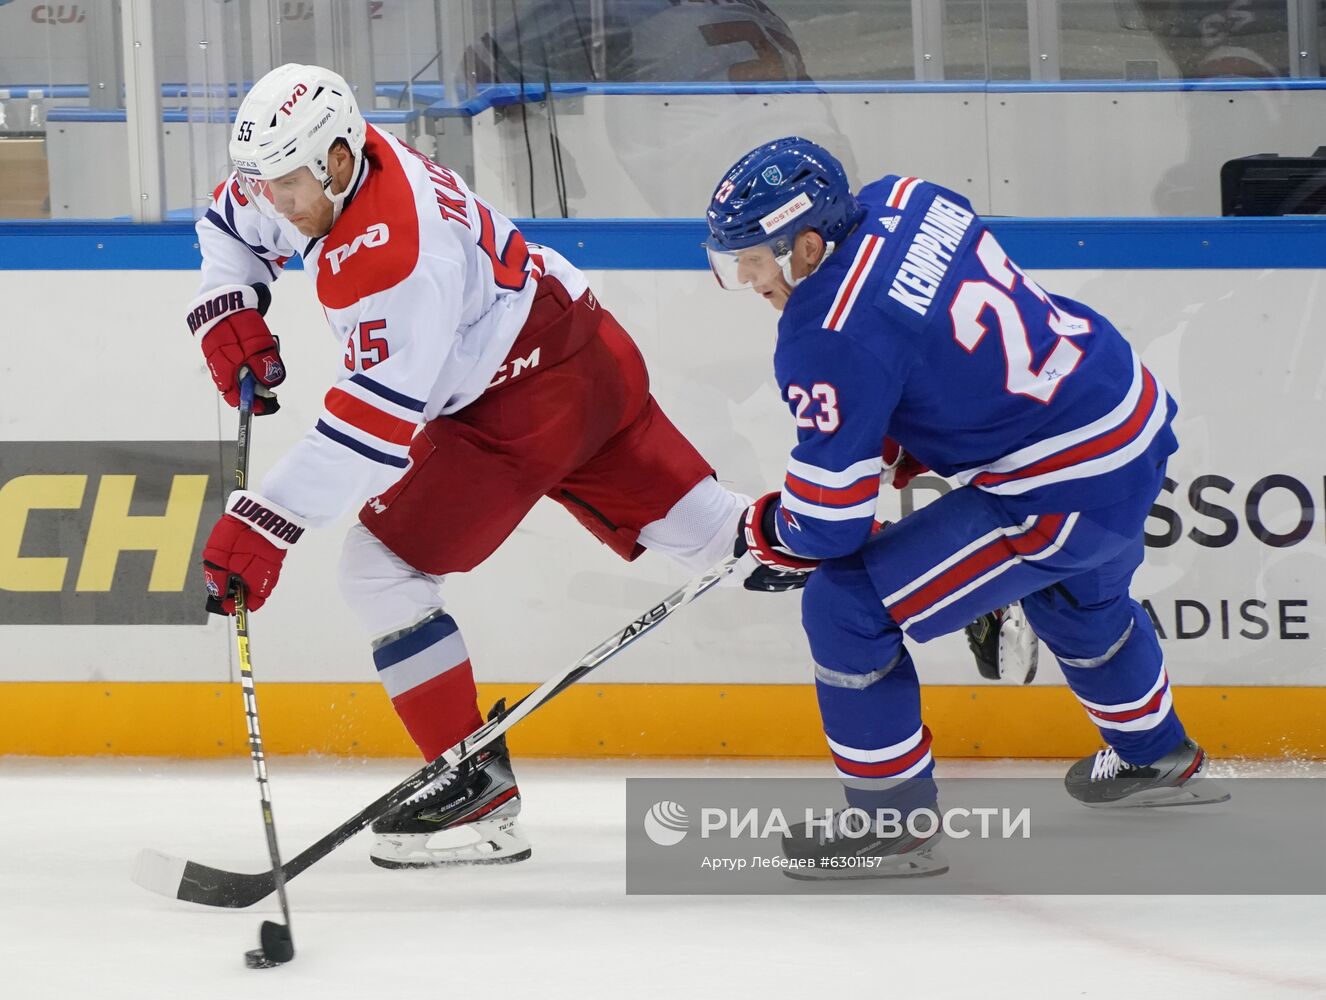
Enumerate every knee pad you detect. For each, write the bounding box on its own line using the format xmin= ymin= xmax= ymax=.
xmin=338 ymin=523 xmax=446 ymax=640
xmin=802 ymin=554 xmax=904 ymax=683
xmin=636 ymin=476 xmax=750 ymax=574
xmin=1022 ymin=589 xmax=1144 ymax=668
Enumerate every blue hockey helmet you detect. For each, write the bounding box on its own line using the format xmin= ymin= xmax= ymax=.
xmin=705 ymin=136 xmax=861 ymax=290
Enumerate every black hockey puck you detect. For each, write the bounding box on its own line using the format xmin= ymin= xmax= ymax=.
xmin=243 ymin=921 xmax=294 ymax=968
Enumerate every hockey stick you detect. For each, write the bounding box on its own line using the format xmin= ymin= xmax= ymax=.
xmin=133 ymin=552 xmax=739 ymax=909
xmin=209 ymin=373 xmax=295 ymax=965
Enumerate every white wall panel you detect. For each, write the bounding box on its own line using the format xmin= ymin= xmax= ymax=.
xmin=985 ymin=89 xmax=1326 ymax=216
xmin=2 ymin=265 xmax=1323 ymax=688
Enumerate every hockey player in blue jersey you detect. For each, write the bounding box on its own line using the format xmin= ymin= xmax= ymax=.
xmin=708 ymin=138 xmax=1229 ymax=878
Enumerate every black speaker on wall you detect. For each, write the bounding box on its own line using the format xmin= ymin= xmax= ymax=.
xmin=1221 ymin=149 xmax=1326 ymax=216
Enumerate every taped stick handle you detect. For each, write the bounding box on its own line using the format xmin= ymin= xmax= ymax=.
xmin=238 ymin=367 xmax=257 ymax=415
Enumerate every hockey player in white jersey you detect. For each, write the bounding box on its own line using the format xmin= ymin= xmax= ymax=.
xmin=189 ymin=64 xmax=782 ymax=869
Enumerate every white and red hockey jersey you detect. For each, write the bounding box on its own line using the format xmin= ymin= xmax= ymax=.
xmin=195 ymin=126 xmax=588 ymax=527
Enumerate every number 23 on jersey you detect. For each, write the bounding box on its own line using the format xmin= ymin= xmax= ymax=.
xmin=788 ymin=382 xmax=840 ymax=432
xmin=949 ymin=232 xmax=1092 ymax=404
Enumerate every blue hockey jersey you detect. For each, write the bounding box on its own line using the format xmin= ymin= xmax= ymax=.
xmin=771 ymin=175 xmax=1178 ymax=560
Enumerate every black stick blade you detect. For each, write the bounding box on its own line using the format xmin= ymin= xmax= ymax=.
xmin=249 ymin=920 xmax=295 ymax=967
xmin=132 ymin=848 xmax=276 ymax=908
xmin=261 ymin=920 xmax=295 ymax=960
xmin=244 ymin=921 xmax=294 ymax=968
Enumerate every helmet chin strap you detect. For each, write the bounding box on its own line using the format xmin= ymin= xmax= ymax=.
xmin=781 ymin=240 xmax=835 ymax=288
xmin=320 ymin=144 xmax=365 ymax=229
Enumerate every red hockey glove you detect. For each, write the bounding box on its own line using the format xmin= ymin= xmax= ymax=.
xmin=186 ymin=283 xmax=284 ymax=415
xmin=202 ymin=490 xmax=307 ymax=614
xmin=883 ymin=437 xmax=929 ymax=491
xmin=732 ymin=492 xmax=821 ymax=593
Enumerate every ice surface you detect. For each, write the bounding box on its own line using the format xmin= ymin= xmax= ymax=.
xmin=1 ymin=757 xmax=1322 ymax=1000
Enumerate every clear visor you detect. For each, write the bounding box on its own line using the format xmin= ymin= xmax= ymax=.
xmin=234 ymin=166 xmax=323 ymax=221
xmin=705 ymin=241 xmax=790 ymax=291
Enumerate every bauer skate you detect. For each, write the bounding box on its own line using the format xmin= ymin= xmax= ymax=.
xmin=780 ymin=809 xmax=948 ymax=880
xmin=370 ymin=701 xmax=532 ymax=869
xmin=966 ymin=602 xmax=1039 ymax=684
xmin=1065 ymin=738 xmax=1231 ymax=808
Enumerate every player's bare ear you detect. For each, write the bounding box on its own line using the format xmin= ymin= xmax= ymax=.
xmin=795 ymin=230 xmax=826 ymax=274
xmin=328 ymin=140 xmax=354 ymax=194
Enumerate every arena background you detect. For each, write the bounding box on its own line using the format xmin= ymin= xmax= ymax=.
xmin=1 ymin=0 xmax=1323 ymax=759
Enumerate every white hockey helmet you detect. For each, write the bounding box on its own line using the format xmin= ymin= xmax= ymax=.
xmin=230 ymin=63 xmax=367 ymax=223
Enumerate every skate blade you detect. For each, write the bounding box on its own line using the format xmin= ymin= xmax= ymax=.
xmin=1078 ymin=777 xmax=1232 ymax=809
xmin=370 ymin=825 xmax=533 ymax=869
xmin=370 ymin=847 xmax=532 ymax=870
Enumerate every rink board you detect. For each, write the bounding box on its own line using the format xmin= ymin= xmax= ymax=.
xmin=1 ymin=224 xmax=1323 ymax=757
xmin=0 ymin=681 xmax=1323 ymax=758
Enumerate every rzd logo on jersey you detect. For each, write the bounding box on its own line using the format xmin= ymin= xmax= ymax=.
xmin=325 ymin=223 xmax=390 ymax=274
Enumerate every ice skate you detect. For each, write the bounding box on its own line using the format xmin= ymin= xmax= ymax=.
xmin=780 ymin=809 xmax=948 ymax=880
xmin=966 ymin=602 xmax=1039 ymax=684
xmin=370 ymin=701 xmax=532 ymax=869
xmin=1065 ymin=738 xmax=1231 ymax=808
